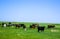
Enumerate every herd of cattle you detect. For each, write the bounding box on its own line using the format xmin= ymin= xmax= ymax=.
xmin=0 ymin=22 xmax=55 ymax=32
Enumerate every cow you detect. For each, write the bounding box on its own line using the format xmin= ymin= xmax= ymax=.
xmin=15 ymin=24 xmax=26 ymax=28
xmin=30 ymin=24 xmax=39 ymax=29
xmin=37 ymin=26 xmax=45 ymax=32
xmin=19 ymin=24 xmax=25 ymax=27
xmin=48 ymin=24 xmax=55 ymax=28
xmin=15 ymin=24 xmax=26 ymax=31
xmin=15 ymin=24 xmax=20 ymax=28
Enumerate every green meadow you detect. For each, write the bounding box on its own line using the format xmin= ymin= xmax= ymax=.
xmin=0 ymin=22 xmax=60 ymax=39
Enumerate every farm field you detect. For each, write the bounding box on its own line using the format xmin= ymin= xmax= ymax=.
xmin=0 ymin=22 xmax=60 ymax=39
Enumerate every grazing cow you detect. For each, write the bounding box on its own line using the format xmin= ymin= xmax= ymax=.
xmin=30 ymin=24 xmax=39 ymax=29
xmin=15 ymin=24 xmax=26 ymax=31
xmin=48 ymin=24 xmax=55 ymax=28
xmin=15 ymin=24 xmax=26 ymax=28
xmin=15 ymin=24 xmax=20 ymax=28
xmin=37 ymin=26 xmax=45 ymax=32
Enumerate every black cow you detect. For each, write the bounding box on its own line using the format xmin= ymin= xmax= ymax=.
xmin=9 ymin=22 xmax=11 ymax=24
xmin=48 ymin=24 xmax=55 ymax=28
xmin=37 ymin=26 xmax=45 ymax=32
xmin=19 ymin=24 xmax=25 ymax=27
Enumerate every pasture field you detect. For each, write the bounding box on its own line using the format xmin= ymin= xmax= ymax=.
xmin=0 ymin=22 xmax=60 ymax=39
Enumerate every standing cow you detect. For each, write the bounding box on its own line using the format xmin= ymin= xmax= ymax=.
xmin=37 ymin=26 xmax=45 ymax=32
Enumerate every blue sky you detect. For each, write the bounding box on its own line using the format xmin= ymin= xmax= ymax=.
xmin=0 ymin=0 xmax=60 ymax=23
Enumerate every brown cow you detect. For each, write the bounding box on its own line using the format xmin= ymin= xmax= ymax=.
xmin=30 ymin=24 xmax=39 ymax=29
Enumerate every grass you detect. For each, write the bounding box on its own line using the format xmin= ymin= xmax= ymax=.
xmin=0 ymin=22 xmax=60 ymax=39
